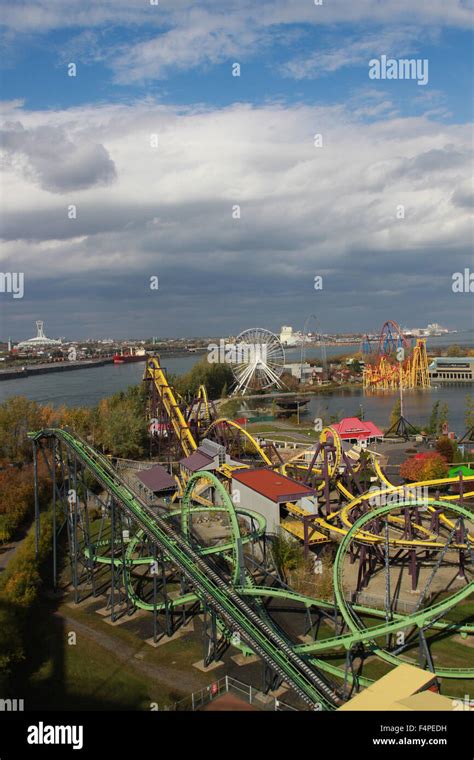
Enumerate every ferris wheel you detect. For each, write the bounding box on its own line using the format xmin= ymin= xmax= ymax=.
xmin=230 ymin=328 xmax=286 ymax=395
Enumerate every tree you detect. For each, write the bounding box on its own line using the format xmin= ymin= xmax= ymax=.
xmin=175 ymin=359 xmax=234 ymax=399
xmin=400 ymin=452 xmax=449 ymax=482
xmin=465 ymin=394 xmax=474 ymax=432
xmin=271 ymin=530 xmax=305 ymax=582
xmin=446 ymin=344 xmax=465 ymax=357
xmin=0 ymin=397 xmax=55 ymax=462
xmin=428 ymin=401 xmax=440 ymax=435
xmin=436 ymin=436 xmax=455 ymax=463
xmin=94 ymin=385 xmax=148 ymax=459
xmin=389 ymin=399 xmax=401 ymax=428
xmin=438 ymin=402 xmax=449 ymax=434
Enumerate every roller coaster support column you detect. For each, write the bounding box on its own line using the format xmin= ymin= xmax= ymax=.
xmin=408 ymin=550 xmax=418 ymax=591
xmin=202 ymin=603 xmax=220 ymax=668
xmin=52 ymin=438 xmax=57 ymax=589
xmin=457 ymin=520 xmax=466 ymax=581
xmin=163 ymin=554 xmax=173 ymax=637
xmin=82 ymin=473 xmax=96 ymax=598
xmin=109 ymin=497 xmax=116 ymax=622
xmin=323 ymin=444 xmax=331 ymax=515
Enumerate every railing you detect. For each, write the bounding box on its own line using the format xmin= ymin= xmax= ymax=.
xmin=349 ymin=591 xmax=430 ymax=614
xmin=265 ymin=438 xmax=310 ymax=450
xmin=169 ymin=675 xmax=297 ymax=712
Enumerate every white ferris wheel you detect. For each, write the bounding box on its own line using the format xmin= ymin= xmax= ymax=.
xmin=230 ymin=328 xmax=286 ymax=395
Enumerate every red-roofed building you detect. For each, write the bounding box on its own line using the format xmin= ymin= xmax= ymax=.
xmin=232 ymin=468 xmax=317 ymax=533
xmin=331 ymin=417 xmax=383 ymax=445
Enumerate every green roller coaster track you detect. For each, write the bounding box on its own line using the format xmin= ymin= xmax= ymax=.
xmin=29 ymin=429 xmax=338 ymax=709
xmin=29 ymin=428 xmax=474 ymax=707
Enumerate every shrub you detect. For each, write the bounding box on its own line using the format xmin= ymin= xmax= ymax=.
xmin=400 ymin=452 xmax=449 ymax=482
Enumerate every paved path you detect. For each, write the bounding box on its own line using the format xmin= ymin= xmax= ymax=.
xmin=0 ymin=525 xmax=29 ymax=573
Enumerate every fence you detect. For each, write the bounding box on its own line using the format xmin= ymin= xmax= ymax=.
xmin=169 ymin=675 xmax=297 ymax=712
xmin=349 ymin=591 xmax=429 ymax=614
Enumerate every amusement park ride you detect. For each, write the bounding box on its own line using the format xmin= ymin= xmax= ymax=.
xmin=29 ymin=349 xmax=473 ymax=711
xmin=363 ymin=320 xmax=430 ymax=391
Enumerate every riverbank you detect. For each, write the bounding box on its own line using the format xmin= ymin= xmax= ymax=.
xmin=0 ymin=358 xmax=114 ymax=380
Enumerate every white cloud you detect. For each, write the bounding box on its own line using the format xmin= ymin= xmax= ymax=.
xmin=279 ymin=28 xmax=438 ymax=80
xmin=1 ymin=1 xmax=472 ymax=84
xmin=0 ymin=97 xmax=471 ymax=282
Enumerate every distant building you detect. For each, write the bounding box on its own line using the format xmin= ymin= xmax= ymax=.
xmin=16 ymin=321 xmax=61 ymax=350
xmin=331 ymin=417 xmax=384 ymax=446
xmin=279 ymin=326 xmax=302 ymax=347
xmin=283 ymin=362 xmax=313 ymax=382
xmin=429 ymin=357 xmax=474 ymax=383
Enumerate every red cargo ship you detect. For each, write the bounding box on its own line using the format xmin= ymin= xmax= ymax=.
xmin=113 ymin=349 xmax=147 ymax=364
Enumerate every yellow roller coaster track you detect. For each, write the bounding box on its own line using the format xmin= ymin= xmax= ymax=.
xmin=144 ymin=358 xmax=471 ymax=552
xmin=202 ymin=417 xmax=273 ymax=466
xmin=145 ymin=356 xmax=197 ymax=457
xmin=363 ymin=338 xmax=430 ymax=391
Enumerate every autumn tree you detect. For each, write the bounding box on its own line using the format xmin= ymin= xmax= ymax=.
xmin=465 ymin=394 xmax=474 ymax=433
xmin=400 ymin=452 xmax=449 ymax=482
xmin=0 ymin=397 xmax=55 ymax=462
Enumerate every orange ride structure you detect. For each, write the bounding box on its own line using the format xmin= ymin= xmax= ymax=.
xmin=363 ymin=320 xmax=430 ymax=391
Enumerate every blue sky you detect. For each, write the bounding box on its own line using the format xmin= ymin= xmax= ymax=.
xmin=0 ymin=1 xmax=473 ymax=340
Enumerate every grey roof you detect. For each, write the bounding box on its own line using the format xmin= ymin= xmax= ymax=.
xmin=137 ymin=465 xmax=177 ymax=492
xmin=199 ymin=438 xmax=225 ymax=457
xmin=179 ymin=450 xmax=214 ymax=472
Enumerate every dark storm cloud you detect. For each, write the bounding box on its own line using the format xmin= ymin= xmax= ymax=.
xmin=0 ymin=122 xmax=116 ymax=193
xmin=451 ymin=183 xmax=474 ymax=209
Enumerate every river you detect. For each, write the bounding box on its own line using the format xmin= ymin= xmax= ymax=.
xmin=0 ymin=332 xmax=471 ymax=434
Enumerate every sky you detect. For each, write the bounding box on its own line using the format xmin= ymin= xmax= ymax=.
xmin=0 ymin=0 xmax=473 ymax=340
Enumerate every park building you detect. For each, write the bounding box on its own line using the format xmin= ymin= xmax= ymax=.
xmin=429 ymin=356 xmax=474 ymax=383
xmin=231 ymin=468 xmax=317 ymax=535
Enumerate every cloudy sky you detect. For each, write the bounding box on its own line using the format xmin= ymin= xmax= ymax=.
xmin=0 ymin=0 xmax=473 ymax=340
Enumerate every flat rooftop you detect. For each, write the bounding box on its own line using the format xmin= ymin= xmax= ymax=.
xmin=232 ymin=468 xmax=315 ymax=503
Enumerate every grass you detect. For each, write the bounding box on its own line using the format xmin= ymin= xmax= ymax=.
xmin=27 ymin=631 xmax=175 ymax=711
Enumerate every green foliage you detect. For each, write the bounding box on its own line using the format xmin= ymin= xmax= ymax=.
xmin=438 ymin=402 xmax=449 ymax=432
xmin=0 ymin=461 xmax=49 ymax=543
xmin=94 ymin=385 xmax=148 ymax=459
xmin=0 ymin=515 xmax=52 ymax=685
xmin=175 ymin=359 xmax=233 ymax=400
xmin=389 ymin=399 xmax=401 ymax=428
xmin=465 ymin=394 xmax=474 ymax=432
xmin=446 ymin=344 xmax=466 ymax=357
xmin=0 ymin=397 xmax=55 ymax=462
xmin=428 ymin=401 xmax=449 ymax=435
xmin=219 ymin=398 xmax=241 ymax=418
xmin=271 ymin=529 xmax=306 ymax=581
